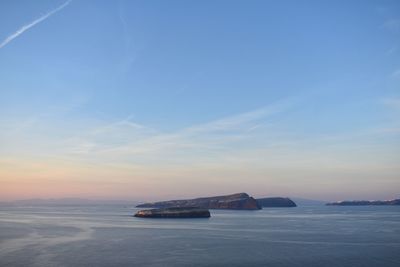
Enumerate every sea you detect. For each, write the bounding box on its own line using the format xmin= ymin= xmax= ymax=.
xmin=0 ymin=204 xmax=399 ymax=267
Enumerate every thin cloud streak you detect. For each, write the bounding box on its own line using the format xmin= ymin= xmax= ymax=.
xmin=185 ymin=105 xmax=282 ymax=133
xmin=391 ymin=69 xmax=400 ymax=78
xmin=0 ymin=0 xmax=71 ymax=49
xmin=382 ymin=97 xmax=400 ymax=109
xmin=85 ymin=100 xmax=294 ymax=158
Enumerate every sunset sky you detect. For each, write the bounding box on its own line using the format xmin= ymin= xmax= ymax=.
xmin=0 ymin=0 xmax=399 ymax=202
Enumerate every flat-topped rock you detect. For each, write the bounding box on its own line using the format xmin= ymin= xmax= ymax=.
xmin=256 ymin=197 xmax=297 ymax=207
xmin=136 ymin=193 xmax=261 ymax=210
xmin=134 ymin=207 xmax=211 ymax=218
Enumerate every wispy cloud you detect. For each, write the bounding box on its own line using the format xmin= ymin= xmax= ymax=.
xmin=0 ymin=0 xmax=71 ymax=49
xmin=391 ymin=69 xmax=400 ymax=78
xmin=383 ymin=18 xmax=400 ymax=31
xmin=72 ymin=100 xmax=293 ymax=160
xmin=90 ymin=115 xmax=147 ymax=135
xmin=382 ymin=97 xmax=400 ymax=109
xmin=185 ymin=104 xmax=285 ymax=134
xmin=385 ymin=46 xmax=397 ymax=56
xmin=116 ymin=0 xmax=138 ymax=75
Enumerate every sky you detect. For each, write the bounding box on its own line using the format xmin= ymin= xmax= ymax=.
xmin=0 ymin=0 xmax=399 ymax=202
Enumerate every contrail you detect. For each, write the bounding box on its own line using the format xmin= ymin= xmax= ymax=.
xmin=0 ymin=0 xmax=71 ymax=49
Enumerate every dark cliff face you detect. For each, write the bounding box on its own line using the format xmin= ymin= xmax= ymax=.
xmin=256 ymin=197 xmax=297 ymax=207
xmin=134 ymin=207 xmax=211 ymax=218
xmin=326 ymin=199 xmax=400 ymax=206
xmin=136 ymin=193 xmax=261 ymax=210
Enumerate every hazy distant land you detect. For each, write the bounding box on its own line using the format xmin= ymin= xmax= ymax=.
xmin=327 ymin=199 xmax=400 ymax=206
xmin=0 ymin=198 xmax=135 ymax=206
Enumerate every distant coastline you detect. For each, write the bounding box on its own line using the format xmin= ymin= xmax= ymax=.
xmin=326 ymin=199 xmax=400 ymax=206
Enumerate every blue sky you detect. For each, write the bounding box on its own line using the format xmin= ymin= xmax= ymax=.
xmin=0 ymin=0 xmax=399 ymax=201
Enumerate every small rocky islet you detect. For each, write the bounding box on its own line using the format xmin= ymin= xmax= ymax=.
xmin=256 ymin=197 xmax=297 ymax=207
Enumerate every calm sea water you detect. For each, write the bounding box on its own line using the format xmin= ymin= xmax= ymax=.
xmin=0 ymin=204 xmax=399 ymax=267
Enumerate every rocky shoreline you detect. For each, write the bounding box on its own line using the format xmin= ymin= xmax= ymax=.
xmin=134 ymin=207 xmax=211 ymax=218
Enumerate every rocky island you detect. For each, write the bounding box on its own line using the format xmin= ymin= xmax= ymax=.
xmin=136 ymin=193 xmax=261 ymax=210
xmin=134 ymin=207 xmax=211 ymax=218
xmin=256 ymin=197 xmax=297 ymax=207
xmin=326 ymin=199 xmax=400 ymax=206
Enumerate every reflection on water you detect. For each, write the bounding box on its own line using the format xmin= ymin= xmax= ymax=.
xmin=1 ymin=205 xmax=399 ymax=266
